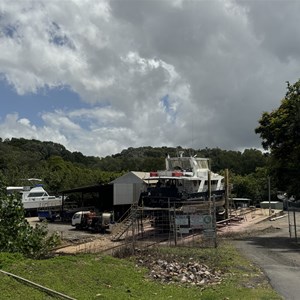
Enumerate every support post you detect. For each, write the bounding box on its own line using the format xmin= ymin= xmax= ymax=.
xmin=293 ymin=210 xmax=298 ymax=243
xmin=225 ymin=169 xmax=229 ymax=219
xmin=208 ymin=170 xmax=211 ymax=214
xmin=268 ymin=176 xmax=271 ymax=216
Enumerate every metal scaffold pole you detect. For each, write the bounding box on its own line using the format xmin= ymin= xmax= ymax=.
xmin=208 ymin=170 xmax=211 ymax=214
xmin=225 ymin=169 xmax=229 ymax=219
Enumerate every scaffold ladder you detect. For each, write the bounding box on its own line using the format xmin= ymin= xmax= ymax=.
xmin=110 ymin=203 xmax=139 ymax=241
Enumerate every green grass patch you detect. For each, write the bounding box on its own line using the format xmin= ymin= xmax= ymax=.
xmin=0 ymin=241 xmax=282 ymax=300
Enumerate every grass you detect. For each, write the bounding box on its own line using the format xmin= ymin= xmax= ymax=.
xmin=0 ymin=241 xmax=282 ymax=300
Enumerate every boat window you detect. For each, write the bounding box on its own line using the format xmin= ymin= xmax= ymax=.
xmin=204 ymin=180 xmax=218 ymax=186
xmin=197 ymin=160 xmax=208 ymax=169
xmin=28 ymin=192 xmax=45 ymax=197
xmin=169 ymin=159 xmax=191 ymax=171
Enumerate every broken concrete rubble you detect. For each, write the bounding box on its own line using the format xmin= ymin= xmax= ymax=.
xmin=136 ymin=255 xmax=223 ymax=287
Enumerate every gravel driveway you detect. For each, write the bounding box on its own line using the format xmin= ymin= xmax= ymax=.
xmin=27 ymin=217 xmax=102 ymax=242
xmin=233 ymin=211 xmax=300 ymax=300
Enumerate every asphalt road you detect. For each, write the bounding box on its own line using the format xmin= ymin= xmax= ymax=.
xmin=233 ymin=211 xmax=300 ymax=300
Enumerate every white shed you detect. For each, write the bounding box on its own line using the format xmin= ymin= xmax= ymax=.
xmin=110 ymin=171 xmax=150 ymax=206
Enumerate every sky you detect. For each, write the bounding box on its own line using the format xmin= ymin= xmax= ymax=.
xmin=0 ymin=0 xmax=299 ymax=158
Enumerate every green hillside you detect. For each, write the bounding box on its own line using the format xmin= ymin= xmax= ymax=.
xmin=0 ymin=137 xmax=269 ymax=201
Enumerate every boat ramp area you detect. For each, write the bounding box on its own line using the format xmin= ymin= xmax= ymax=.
xmin=216 ymin=207 xmax=285 ymax=234
xmin=26 ymin=206 xmax=285 ymax=255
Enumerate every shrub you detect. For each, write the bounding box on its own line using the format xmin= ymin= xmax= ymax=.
xmin=0 ymin=194 xmax=60 ymax=258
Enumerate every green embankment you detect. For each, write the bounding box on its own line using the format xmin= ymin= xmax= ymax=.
xmin=0 ymin=242 xmax=281 ymax=300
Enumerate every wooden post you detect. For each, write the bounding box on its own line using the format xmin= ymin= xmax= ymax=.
xmin=208 ymin=170 xmax=211 ymax=214
xmin=225 ymin=169 xmax=229 ymax=219
xmin=213 ymin=194 xmax=217 ymax=248
xmin=268 ymin=176 xmax=271 ymax=216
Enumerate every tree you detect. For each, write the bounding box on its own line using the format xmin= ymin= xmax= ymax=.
xmin=255 ymin=80 xmax=300 ymax=197
xmin=0 ymin=181 xmax=60 ymax=258
xmin=231 ymin=167 xmax=270 ymax=204
xmin=240 ymin=149 xmax=267 ymax=175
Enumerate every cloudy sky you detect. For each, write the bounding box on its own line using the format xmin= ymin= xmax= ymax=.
xmin=0 ymin=0 xmax=299 ymax=157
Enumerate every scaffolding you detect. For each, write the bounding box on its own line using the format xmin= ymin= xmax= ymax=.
xmin=110 ymin=199 xmax=218 ymax=251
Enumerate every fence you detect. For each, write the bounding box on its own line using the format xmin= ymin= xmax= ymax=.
xmin=286 ymin=202 xmax=300 ymax=243
xmin=54 ymin=196 xmax=232 ymax=256
xmin=111 ymin=199 xmax=221 ymax=251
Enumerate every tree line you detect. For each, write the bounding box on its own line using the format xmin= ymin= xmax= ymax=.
xmin=0 ymin=137 xmax=271 ymax=202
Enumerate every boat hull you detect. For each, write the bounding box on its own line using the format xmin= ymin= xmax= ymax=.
xmin=141 ymin=190 xmax=225 ymax=208
xmin=23 ymin=199 xmax=62 ymax=210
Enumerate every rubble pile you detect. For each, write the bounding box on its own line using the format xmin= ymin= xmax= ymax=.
xmin=137 ymin=256 xmax=223 ymax=286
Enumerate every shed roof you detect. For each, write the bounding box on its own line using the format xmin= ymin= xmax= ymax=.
xmin=60 ymin=184 xmax=111 ymax=194
xmin=110 ymin=171 xmax=150 ymax=184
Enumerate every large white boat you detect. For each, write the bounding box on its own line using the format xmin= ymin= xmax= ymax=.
xmin=141 ymin=152 xmax=225 ymax=210
xmin=6 ymin=179 xmax=62 ymax=211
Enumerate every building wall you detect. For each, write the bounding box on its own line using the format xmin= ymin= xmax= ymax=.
xmin=113 ymin=182 xmax=145 ymax=205
xmin=113 ymin=183 xmax=132 ymax=205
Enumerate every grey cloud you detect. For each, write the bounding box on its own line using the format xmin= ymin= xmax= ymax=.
xmin=236 ymin=0 xmax=300 ymax=62
xmin=0 ymin=0 xmax=300 ymax=156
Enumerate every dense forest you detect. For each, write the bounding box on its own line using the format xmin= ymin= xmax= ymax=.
xmin=0 ymin=137 xmax=271 ymax=203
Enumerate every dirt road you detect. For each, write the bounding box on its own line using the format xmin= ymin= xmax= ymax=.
xmin=233 ymin=211 xmax=300 ymax=300
xmin=27 ymin=217 xmax=121 ymax=254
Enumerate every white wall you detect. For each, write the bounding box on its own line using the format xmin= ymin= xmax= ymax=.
xmin=113 ymin=183 xmax=145 ymax=205
xmin=114 ymin=184 xmax=132 ymax=205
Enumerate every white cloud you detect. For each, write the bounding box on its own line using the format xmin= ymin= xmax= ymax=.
xmin=0 ymin=0 xmax=300 ymax=156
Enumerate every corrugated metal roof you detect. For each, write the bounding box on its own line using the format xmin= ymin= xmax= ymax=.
xmin=110 ymin=171 xmax=150 ymax=184
xmin=60 ymin=184 xmax=111 ymax=194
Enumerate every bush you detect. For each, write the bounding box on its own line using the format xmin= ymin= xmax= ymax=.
xmin=0 ymin=194 xmax=60 ymax=258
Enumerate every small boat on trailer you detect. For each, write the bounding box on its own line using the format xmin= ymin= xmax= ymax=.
xmin=6 ymin=178 xmax=62 ymax=217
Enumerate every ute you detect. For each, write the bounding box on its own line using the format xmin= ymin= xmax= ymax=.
xmin=71 ymin=210 xmax=113 ymax=233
